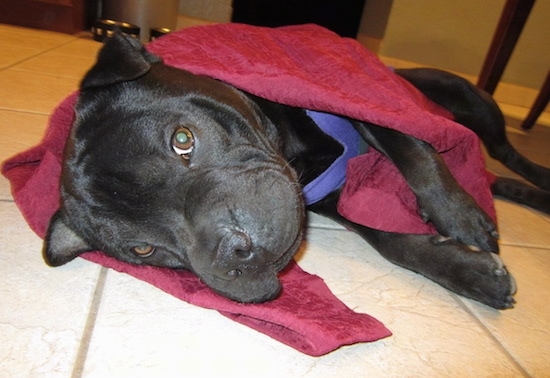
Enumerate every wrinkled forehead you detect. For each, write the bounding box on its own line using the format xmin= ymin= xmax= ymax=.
xmin=68 ymin=61 xmax=277 ymax=190
xmin=131 ymin=63 xmax=262 ymax=122
xmin=75 ymin=65 xmax=263 ymax=142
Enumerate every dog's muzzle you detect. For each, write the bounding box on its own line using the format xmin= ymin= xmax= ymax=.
xmin=185 ymin=166 xmax=305 ymax=303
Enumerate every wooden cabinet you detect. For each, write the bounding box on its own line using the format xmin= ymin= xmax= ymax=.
xmin=0 ymin=0 xmax=98 ymax=34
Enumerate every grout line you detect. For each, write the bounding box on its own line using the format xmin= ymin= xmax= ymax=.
xmin=498 ymin=242 xmax=550 ymax=252
xmin=8 ymin=66 xmax=86 ymax=81
xmin=453 ymin=296 xmax=532 ymax=377
xmin=71 ymin=266 xmax=109 ymax=378
xmin=0 ymin=37 xmax=82 ymax=73
xmin=308 ymin=224 xmax=348 ymax=231
xmin=0 ymin=106 xmax=52 ymax=116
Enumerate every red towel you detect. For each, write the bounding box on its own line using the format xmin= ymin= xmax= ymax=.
xmin=2 ymin=23 xmax=496 ymax=355
xmin=148 ymin=23 xmax=496 ymax=233
xmin=2 ymin=92 xmax=391 ymax=356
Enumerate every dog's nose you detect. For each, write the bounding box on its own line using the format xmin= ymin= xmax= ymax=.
xmin=218 ymin=229 xmax=254 ymax=262
xmin=214 ymin=229 xmax=256 ymax=280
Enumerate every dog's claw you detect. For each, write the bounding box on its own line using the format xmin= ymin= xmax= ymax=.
xmin=481 ymin=252 xmax=517 ymax=308
xmin=489 ymin=252 xmax=514 ymax=285
xmin=431 ymin=235 xmax=453 ymax=245
xmin=420 ymin=209 xmax=430 ymax=223
xmin=490 ymin=252 xmax=504 ymax=269
xmin=494 ymin=268 xmax=507 ymax=276
xmin=503 ymin=294 xmax=516 ymax=309
xmin=508 ymin=271 xmax=517 ymax=295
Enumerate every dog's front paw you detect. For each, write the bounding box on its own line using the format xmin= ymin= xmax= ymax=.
xmin=463 ymin=251 xmax=516 ymax=309
xmin=422 ymin=193 xmax=499 ymax=253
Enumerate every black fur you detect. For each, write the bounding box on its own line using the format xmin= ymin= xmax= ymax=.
xmin=44 ymin=34 xmax=550 ymax=309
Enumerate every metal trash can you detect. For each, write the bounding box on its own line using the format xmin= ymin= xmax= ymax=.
xmin=102 ymin=0 xmax=178 ymax=42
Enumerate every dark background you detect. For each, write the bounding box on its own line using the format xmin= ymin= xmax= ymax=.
xmin=232 ymin=0 xmax=366 ymax=37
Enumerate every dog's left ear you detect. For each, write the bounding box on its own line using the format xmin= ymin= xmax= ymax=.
xmin=43 ymin=211 xmax=93 ymax=267
xmin=81 ymin=33 xmax=162 ymax=90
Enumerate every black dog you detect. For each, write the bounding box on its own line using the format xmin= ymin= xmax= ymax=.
xmin=44 ymin=34 xmax=550 ymax=309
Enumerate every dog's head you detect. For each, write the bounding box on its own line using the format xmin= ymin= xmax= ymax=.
xmin=43 ymin=34 xmax=305 ymax=303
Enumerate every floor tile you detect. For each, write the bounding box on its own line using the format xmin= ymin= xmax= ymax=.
xmin=0 ymin=109 xmax=48 ymax=161
xmin=79 ymin=224 xmax=524 ymax=377
xmin=483 ymin=118 xmax=550 ymax=181
xmin=0 ymin=69 xmax=78 ymax=114
xmin=0 ymin=109 xmax=49 ymax=200
xmin=0 ymin=177 xmax=12 ymax=202
xmin=500 ymin=103 xmax=550 ymax=127
xmin=307 ymin=211 xmax=347 ymax=230
xmin=0 ymin=24 xmax=76 ymax=51
xmin=503 ymin=119 xmax=550 ymax=169
xmin=0 ymin=44 xmax=41 ymax=69
xmin=80 ymin=270 xmax=317 ymax=377
xmin=495 ymin=199 xmax=550 ymax=248
xmin=0 ymin=201 xmax=102 ymax=377
xmin=298 ymin=226 xmax=526 ymax=376
xmin=49 ymin=37 xmax=102 ymax=59
xmin=0 ymin=205 xmax=537 ymax=377
xmin=11 ymin=51 xmax=96 ymax=80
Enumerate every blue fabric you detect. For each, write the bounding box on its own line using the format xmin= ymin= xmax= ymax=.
xmin=303 ymin=110 xmax=363 ymax=205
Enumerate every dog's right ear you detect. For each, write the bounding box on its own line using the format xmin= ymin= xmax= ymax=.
xmin=43 ymin=211 xmax=93 ymax=266
xmin=81 ymin=33 xmax=162 ymax=90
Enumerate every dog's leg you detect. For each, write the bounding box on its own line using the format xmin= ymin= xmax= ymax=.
xmin=491 ymin=177 xmax=550 ymax=214
xmin=351 ymin=121 xmax=499 ymax=253
xmin=396 ymin=68 xmax=550 ymax=191
xmin=308 ymin=191 xmax=516 ymax=309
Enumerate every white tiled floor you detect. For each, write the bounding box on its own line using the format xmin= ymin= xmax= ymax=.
xmin=1 ymin=24 xmax=549 ymax=377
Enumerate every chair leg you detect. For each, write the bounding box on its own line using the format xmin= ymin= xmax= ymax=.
xmin=521 ymin=71 xmax=550 ymax=130
xmin=477 ymin=0 xmax=534 ymax=95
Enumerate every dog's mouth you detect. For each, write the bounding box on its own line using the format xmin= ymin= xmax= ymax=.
xmin=179 ymin=164 xmax=306 ymax=303
xmin=204 ymin=227 xmax=303 ymax=303
xmin=272 ymin=227 xmax=304 ymax=271
xmin=216 ymin=226 xmax=304 ymax=280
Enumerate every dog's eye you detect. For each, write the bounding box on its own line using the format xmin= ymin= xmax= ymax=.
xmin=131 ymin=245 xmax=155 ymax=257
xmin=172 ymin=127 xmax=194 ymax=159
